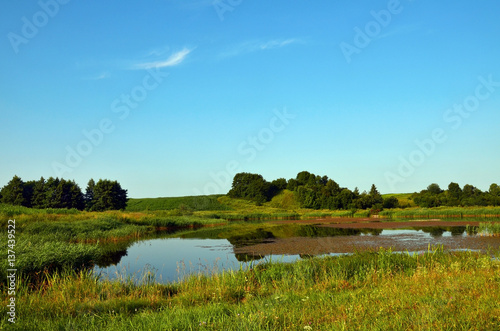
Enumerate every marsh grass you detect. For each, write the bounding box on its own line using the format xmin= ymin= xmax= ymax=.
xmin=380 ymin=206 xmax=500 ymax=218
xmin=478 ymin=222 xmax=500 ymax=236
xmin=3 ymin=247 xmax=500 ymax=330
xmin=0 ymin=207 xmax=224 ymax=282
xmin=3 ymin=201 xmax=500 ymax=329
xmin=0 ymin=203 xmax=80 ymax=217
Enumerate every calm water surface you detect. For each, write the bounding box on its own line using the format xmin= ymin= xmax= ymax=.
xmin=94 ymin=226 xmax=496 ymax=284
xmin=95 ymin=237 xmax=301 ymax=283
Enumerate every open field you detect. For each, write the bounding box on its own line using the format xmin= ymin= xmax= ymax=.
xmin=125 ymin=195 xmax=230 ymax=212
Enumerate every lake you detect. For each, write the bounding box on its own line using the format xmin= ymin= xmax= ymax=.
xmin=94 ymin=220 xmax=500 ymax=284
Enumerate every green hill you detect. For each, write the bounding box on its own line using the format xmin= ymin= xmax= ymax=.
xmin=125 ymin=195 xmax=230 ymax=212
xmin=126 ymin=192 xmax=416 ymax=212
xmin=382 ymin=193 xmax=416 ymax=207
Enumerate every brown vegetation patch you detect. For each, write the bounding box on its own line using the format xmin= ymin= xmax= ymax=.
xmin=235 ymin=218 xmax=500 ymax=257
xmin=270 ymin=217 xmax=481 ymax=229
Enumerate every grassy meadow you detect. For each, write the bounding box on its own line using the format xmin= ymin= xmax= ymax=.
xmin=2 ymin=247 xmax=500 ymax=330
xmin=3 ymin=193 xmax=500 ymax=329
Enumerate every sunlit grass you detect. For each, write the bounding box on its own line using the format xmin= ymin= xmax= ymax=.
xmin=2 ymin=247 xmax=500 ymax=330
xmin=380 ymin=206 xmax=500 ymax=218
xmin=0 ymin=207 xmax=224 ymax=283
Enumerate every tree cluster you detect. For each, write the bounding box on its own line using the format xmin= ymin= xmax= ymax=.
xmin=227 ymin=173 xmax=283 ymax=205
xmin=412 ymin=182 xmax=500 ymax=207
xmin=228 ymin=171 xmax=395 ymax=210
xmin=0 ymin=175 xmax=128 ymax=211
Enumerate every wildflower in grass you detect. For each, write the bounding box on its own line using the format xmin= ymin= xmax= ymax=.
xmin=304 ymin=326 xmax=313 ymax=330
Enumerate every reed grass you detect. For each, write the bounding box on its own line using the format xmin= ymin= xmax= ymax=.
xmin=478 ymin=222 xmax=500 ymax=236
xmin=2 ymin=247 xmax=500 ymax=330
xmin=0 ymin=208 xmax=224 ymax=281
xmin=380 ymin=206 xmax=500 ymax=218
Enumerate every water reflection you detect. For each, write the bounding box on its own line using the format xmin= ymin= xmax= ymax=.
xmin=93 ymin=223 xmax=494 ymax=284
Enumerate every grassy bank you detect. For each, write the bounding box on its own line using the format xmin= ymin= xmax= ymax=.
xmin=0 ymin=204 xmax=225 ymax=281
xmin=2 ymin=247 xmax=500 ymax=330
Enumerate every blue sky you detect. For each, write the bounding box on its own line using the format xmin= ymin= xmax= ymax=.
xmin=1 ymin=0 xmax=499 ymax=198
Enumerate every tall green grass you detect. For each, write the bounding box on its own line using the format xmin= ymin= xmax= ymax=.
xmin=380 ymin=206 xmax=500 ymax=218
xmin=478 ymin=222 xmax=500 ymax=236
xmin=0 ymin=209 xmax=224 ymax=281
xmin=131 ymin=215 xmax=226 ymax=228
xmin=0 ymin=203 xmax=80 ymax=217
xmin=3 ymin=247 xmax=500 ymax=330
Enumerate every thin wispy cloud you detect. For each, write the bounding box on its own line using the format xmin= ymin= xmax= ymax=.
xmin=259 ymin=39 xmax=297 ymax=50
xmin=219 ymin=38 xmax=301 ymax=59
xmin=133 ymin=48 xmax=193 ymax=70
xmin=377 ymin=24 xmax=422 ymax=40
xmin=144 ymin=46 xmax=171 ymax=58
xmin=82 ymin=71 xmax=111 ymax=80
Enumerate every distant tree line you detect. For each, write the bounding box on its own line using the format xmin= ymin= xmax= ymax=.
xmin=0 ymin=175 xmax=128 ymax=211
xmin=228 ymin=171 xmax=397 ymax=210
xmin=228 ymin=172 xmax=500 ymax=210
xmin=412 ymin=182 xmax=500 ymax=207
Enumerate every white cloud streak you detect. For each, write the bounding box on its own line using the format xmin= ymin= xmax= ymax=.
xmin=219 ymin=38 xmax=300 ymax=59
xmin=82 ymin=71 xmax=111 ymax=80
xmin=133 ymin=48 xmax=193 ymax=70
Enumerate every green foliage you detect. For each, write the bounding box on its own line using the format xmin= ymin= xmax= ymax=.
xmin=44 ymin=177 xmax=85 ymax=210
xmin=89 ymin=179 xmax=128 ymax=211
xmin=84 ymin=178 xmax=96 ymax=211
xmin=226 ymin=172 xmax=500 ymax=212
xmin=383 ymin=196 xmax=399 ymax=209
xmin=412 ymin=182 xmax=500 ymax=208
xmin=490 ymin=183 xmax=500 ymax=196
xmin=227 ymin=173 xmax=276 ymax=204
xmin=291 ymin=172 xmax=381 ymax=211
xmin=0 ymin=175 xmax=26 ymax=206
xmin=227 ymin=171 xmax=390 ymax=212
xmin=0 ymin=176 xmax=128 ymax=211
